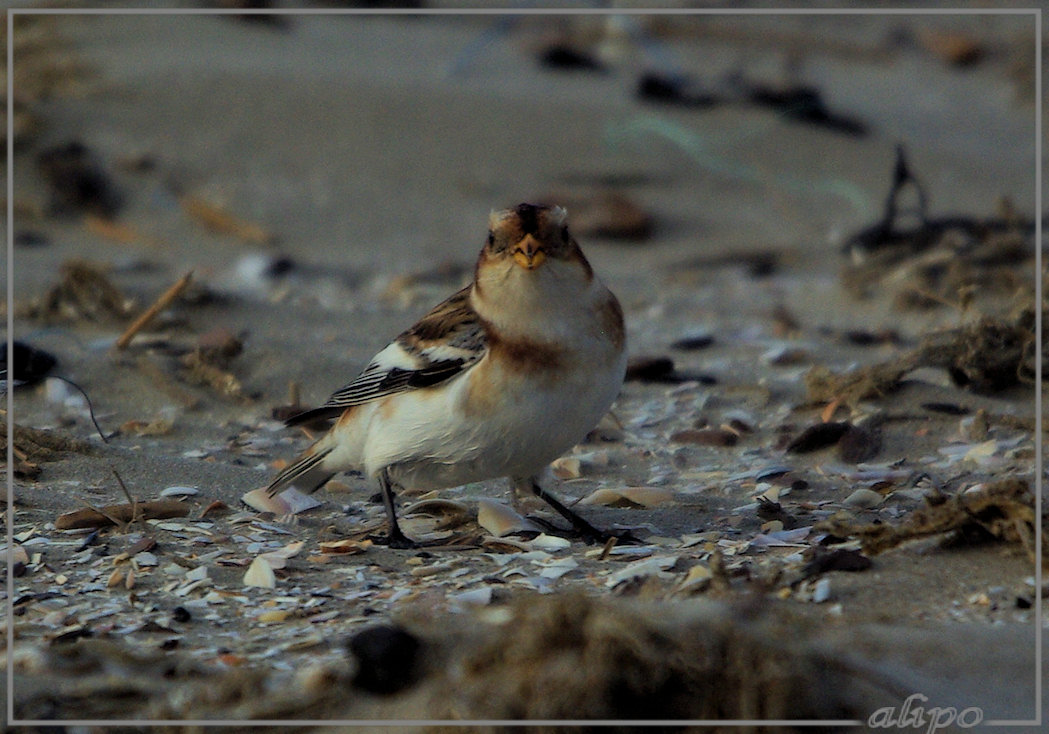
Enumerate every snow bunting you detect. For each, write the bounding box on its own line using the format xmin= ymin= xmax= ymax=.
xmin=267 ymin=203 xmax=627 ymax=548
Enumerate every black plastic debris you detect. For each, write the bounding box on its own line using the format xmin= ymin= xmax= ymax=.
xmin=37 ymin=140 xmax=122 ymax=219
xmin=539 ymin=44 xmax=606 ymax=72
xmin=743 ymin=81 xmax=867 ymax=136
xmin=0 ymin=341 xmax=58 ymax=390
xmin=636 ymin=72 xmax=717 ymax=107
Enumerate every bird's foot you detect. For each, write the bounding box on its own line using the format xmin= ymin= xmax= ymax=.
xmin=381 ymin=529 xmax=419 ymax=549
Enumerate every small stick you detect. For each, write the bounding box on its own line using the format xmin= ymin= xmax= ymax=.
xmin=111 ymin=468 xmax=141 ymax=529
xmin=114 ymin=270 xmax=193 ymax=349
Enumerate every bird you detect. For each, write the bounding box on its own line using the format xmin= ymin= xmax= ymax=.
xmin=266 ymin=203 xmax=627 ymax=548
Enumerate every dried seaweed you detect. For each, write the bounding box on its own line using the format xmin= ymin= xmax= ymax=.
xmin=24 ymin=259 xmax=135 ymax=324
xmin=841 ymin=146 xmax=1035 ymax=312
xmin=806 ymin=310 xmax=1041 ymax=406
xmin=2 ymin=422 xmax=99 ymax=463
xmin=816 ymin=478 xmax=1043 ymax=567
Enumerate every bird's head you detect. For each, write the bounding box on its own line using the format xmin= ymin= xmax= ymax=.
xmin=483 ymin=203 xmax=585 ymax=274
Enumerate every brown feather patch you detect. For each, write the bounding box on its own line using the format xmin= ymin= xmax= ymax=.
xmin=484 ymin=322 xmax=565 ymax=374
xmin=399 ymin=286 xmax=477 ymax=348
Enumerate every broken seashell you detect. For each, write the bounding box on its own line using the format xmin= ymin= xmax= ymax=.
xmin=243 ymin=556 xmax=276 ymax=588
xmin=578 ymin=486 xmax=673 ymax=508
xmin=317 ymin=539 xmax=372 ymax=555
xmin=529 ymin=533 xmax=572 ymax=551
xmin=678 ymin=564 xmax=712 ymax=592
xmin=551 ymin=457 xmax=582 ymax=479
xmin=449 ymin=587 xmax=493 ymax=607
xmin=261 ymin=540 xmax=305 ymax=569
xmin=257 ymin=609 xmax=291 ymax=623
xmin=405 ymin=499 xmax=471 ymax=516
xmin=160 ymin=486 xmax=199 ymax=497
xmin=241 ymin=487 xmax=322 ymax=515
xmin=477 ymin=499 xmax=538 ymax=536
xmin=605 ymin=556 xmax=677 ymax=587
xmin=842 ymin=488 xmax=884 ymax=509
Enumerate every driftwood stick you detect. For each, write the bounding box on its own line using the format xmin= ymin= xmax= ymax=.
xmin=114 ymin=270 xmax=193 ymax=349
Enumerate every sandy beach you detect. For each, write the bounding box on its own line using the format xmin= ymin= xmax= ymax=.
xmin=4 ymin=6 xmax=1044 ymax=730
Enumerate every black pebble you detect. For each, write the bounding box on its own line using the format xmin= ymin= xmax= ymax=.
xmin=347 ymin=625 xmax=421 ymax=695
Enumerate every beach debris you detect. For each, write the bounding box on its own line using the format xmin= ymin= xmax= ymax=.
xmin=160 ymin=486 xmax=199 ymax=498
xmin=243 ymin=556 xmax=276 ymax=588
xmin=55 ymin=500 xmax=191 ymax=530
xmin=842 ymin=146 xmax=1034 ymax=311
xmin=578 ymin=486 xmax=673 ymax=508
xmin=179 ymin=194 xmax=277 ymax=245
xmin=26 ymin=260 xmax=135 ymax=324
xmin=241 ymin=486 xmax=322 ymax=515
xmin=806 ymin=311 xmax=1039 ymax=407
xmin=115 ymin=270 xmax=194 ymax=349
xmin=317 ymin=539 xmax=372 ymax=556
xmin=347 ymin=625 xmax=421 ymax=694
xmin=624 ymin=355 xmax=715 ymax=385
xmin=836 ymin=423 xmax=882 ymax=464
xmin=405 ymin=499 xmax=473 ymax=531
xmin=842 ymin=488 xmax=885 ymax=510
xmin=738 ymin=75 xmax=867 ymax=136
xmin=636 ymin=71 xmax=717 ymax=107
xmin=120 ymin=413 xmax=175 ymax=437
xmin=818 ymin=478 xmax=1043 ymax=566
xmin=0 ymin=341 xmax=57 ymax=389
xmin=670 ymin=332 xmax=714 ymax=351
xmin=798 ymin=547 xmax=872 ymax=579
xmin=477 ymin=499 xmax=538 ymax=537
xmin=785 ymin=422 xmax=850 ymax=453
xmin=37 ymin=140 xmax=122 ymax=218
xmin=914 ymin=28 xmax=984 ymax=67
xmin=538 ymin=43 xmax=606 ymax=72
xmin=3 ymin=423 xmax=99 ymax=469
xmin=671 ymin=428 xmax=738 ymax=447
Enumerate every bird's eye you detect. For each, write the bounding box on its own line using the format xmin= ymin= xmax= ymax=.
xmin=560 ymin=225 xmax=570 ymax=241
xmin=486 ymin=232 xmax=495 ymax=247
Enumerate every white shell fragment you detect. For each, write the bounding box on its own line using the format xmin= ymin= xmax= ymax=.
xmin=241 ymin=487 xmax=323 ymax=515
xmin=843 ymin=488 xmax=884 ymax=509
xmin=605 ymin=556 xmax=677 ymax=587
xmin=449 ymin=587 xmax=493 ymax=607
xmin=477 ymin=499 xmax=538 ymax=537
xmin=551 ymin=457 xmax=582 ymax=479
xmin=678 ymin=564 xmax=713 ymax=592
xmin=529 ymin=533 xmax=572 ymax=551
xmin=161 ymin=486 xmax=199 ymax=497
xmin=261 ymin=540 xmax=305 ymax=569
xmin=243 ymin=556 xmax=277 ymax=588
xmin=578 ymin=486 xmax=673 ymax=508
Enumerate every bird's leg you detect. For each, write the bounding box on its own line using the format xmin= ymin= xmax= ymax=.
xmin=378 ymin=468 xmax=416 ymax=549
xmin=517 ymin=475 xmax=639 ymax=545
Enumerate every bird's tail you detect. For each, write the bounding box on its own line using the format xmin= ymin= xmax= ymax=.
xmin=266 ymin=441 xmax=336 ymax=497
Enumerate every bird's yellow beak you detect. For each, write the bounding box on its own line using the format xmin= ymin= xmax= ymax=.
xmin=512 ymin=235 xmax=546 ymax=270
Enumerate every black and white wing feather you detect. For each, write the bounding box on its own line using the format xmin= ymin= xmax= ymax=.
xmin=286 ymin=287 xmax=486 ymax=426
